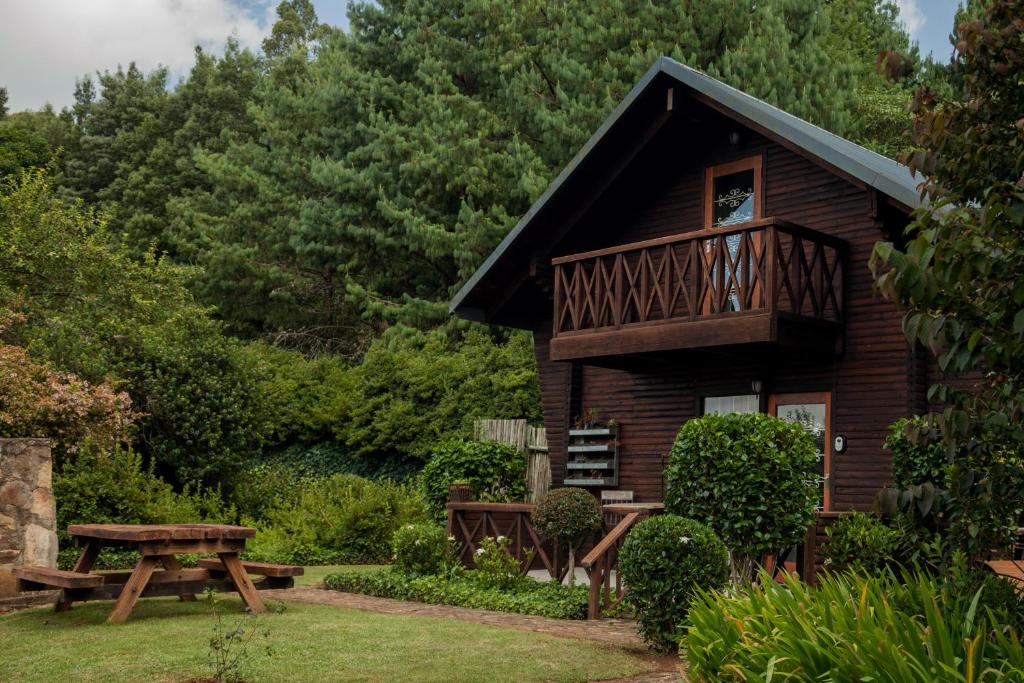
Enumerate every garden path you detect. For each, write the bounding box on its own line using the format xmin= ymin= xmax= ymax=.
xmin=264 ymin=586 xmax=646 ymax=649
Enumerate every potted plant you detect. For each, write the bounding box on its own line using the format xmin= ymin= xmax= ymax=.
xmin=448 ymin=480 xmax=474 ymax=503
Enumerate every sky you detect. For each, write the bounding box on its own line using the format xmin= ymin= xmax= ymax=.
xmin=0 ymin=0 xmax=961 ymax=113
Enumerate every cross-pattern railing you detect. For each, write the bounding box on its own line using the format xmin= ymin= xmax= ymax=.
xmin=552 ymin=217 xmax=845 ymax=337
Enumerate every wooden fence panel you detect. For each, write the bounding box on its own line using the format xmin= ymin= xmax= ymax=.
xmin=474 ymin=419 xmax=550 ymax=502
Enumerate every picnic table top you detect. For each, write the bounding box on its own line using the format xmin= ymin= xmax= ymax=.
xmin=67 ymin=523 xmax=256 ymax=542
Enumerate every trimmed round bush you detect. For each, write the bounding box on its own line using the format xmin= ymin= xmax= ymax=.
xmin=533 ymin=488 xmax=603 ymax=584
xmin=393 ymin=524 xmax=452 ymax=576
xmin=619 ymin=515 xmax=729 ymax=652
xmin=419 ymin=439 xmax=527 ymax=519
xmin=823 ymin=512 xmax=901 ymax=574
xmin=664 ymin=413 xmax=818 ymax=580
xmin=532 ymin=488 xmax=603 ymax=545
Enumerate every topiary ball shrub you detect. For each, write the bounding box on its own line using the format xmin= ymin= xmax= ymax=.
xmin=822 ymin=512 xmax=901 ymax=575
xmin=532 ymin=488 xmax=603 ymax=584
xmin=419 ymin=439 xmax=527 ymax=519
xmin=664 ymin=413 xmax=818 ymax=582
xmin=619 ymin=514 xmax=729 ymax=652
xmin=392 ymin=523 xmax=454 ymax=576
xmin=532 ymin=488 xmax=604 ymax=545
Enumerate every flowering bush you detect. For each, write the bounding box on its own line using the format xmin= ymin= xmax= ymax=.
xmin=392 ymin=524 xmax=455 ymax=576
xmin=0 ymin=339 xmax=135 ymax=463
xmin=472 ymin=535 xmax=532 ymax=591
xmin=619 ymin=514 xmax=729 ymax=652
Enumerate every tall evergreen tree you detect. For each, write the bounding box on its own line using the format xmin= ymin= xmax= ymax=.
xmin=178 ymin=0 xmax=869 ymax=349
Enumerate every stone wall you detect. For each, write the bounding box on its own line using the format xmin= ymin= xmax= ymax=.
xmin=0 ymin=439 xmax=57 ymax=597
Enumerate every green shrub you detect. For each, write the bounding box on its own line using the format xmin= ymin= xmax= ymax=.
xmin=54 ymin=444 xmax=233 ymax=545
xmin=686 ymin=571 xmax=1024 ymax=681
xmin=472 ymin=536 xmax=532 ymax=591
xmin=333 ymin=328 xmax=542 ymax=463
xmin=393 ymin=524 xmax=454 ymax=576
xmin=664 ymin=413 xmax=818 ymax=581
xmin=886 ymin=416 xmax=947 ymax=488
xmin=419 ymin=439 xmax=527 ymax=519
xmin=245 ymin=474 xmax=428 ymax=565
xmin=823 ymin=512 xmax=902 ymax=574
xmin=324 ymin=567 xmax=588 ymax=620
xmin=532 ymin=488 xmax=603 ymax=584
xmin=619 ymin=515 xmax=729 ymax=652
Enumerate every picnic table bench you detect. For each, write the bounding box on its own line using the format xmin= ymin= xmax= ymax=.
xmin=13 ymin=524 xmax=302 ymax=624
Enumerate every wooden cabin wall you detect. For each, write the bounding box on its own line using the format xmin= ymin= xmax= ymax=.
xmin=535 ymin=119 xmax=916 ymax=510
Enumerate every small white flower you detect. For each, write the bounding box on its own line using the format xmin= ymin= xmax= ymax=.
xmin=448 ymin=535 xmax=456 ymax=542
xmin=496 ymin=535 xmax=507 ymax=542
xmin=679 ymin=536 xmax=691 ymax=544
xmin=414 ymin=539 xmax=421 ymax=546
xmin=475 ymin=548 xmax=486 ymax=556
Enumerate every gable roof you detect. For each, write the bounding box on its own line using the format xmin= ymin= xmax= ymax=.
xmin=450 ymin=56 xmax=922 ymax=321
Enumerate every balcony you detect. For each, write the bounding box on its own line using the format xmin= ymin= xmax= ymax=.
xmin=550 ymin=217 xmax=846 ymax=361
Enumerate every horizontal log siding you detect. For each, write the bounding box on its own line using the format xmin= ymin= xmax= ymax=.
xmin=539 ymin=120 xmax=912 ymax=509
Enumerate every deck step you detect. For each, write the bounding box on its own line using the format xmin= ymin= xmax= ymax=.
xmin=13 ymin=566 xmax=104 ymax=589
xmin=985 ymin=560 xmax=1024 ymax=585
xmin=197 ymin=559 xmax=303 ymax=578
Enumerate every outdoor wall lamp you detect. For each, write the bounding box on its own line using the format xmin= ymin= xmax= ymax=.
xmin=751 ymin=379 xmax=763 ymax=394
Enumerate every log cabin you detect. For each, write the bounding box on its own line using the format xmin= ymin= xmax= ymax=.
xmin=450 ymin=56 xmax=930 ymax=519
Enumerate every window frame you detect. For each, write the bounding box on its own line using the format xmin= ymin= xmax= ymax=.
xmin=704 ymin=155 xmax=764 ymax=230
xmin=768 ymin=391 xmax=832 ymax=512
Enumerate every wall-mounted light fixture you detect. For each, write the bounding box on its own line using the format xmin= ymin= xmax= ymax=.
xmin=729 ymin=130 xmax=742 ymax=147
xmin=751 ymin=379 xmax=763 ymax=394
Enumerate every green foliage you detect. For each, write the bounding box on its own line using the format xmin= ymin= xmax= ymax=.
xmin=664 ymin=413 xmax=818 ymax=579
xmin=871 ymin=1 xmax=1024 ymax=483
xmin=877 ymin=416 xmax=1024 ymax=566
xmin=245 ymin=474 xmax=429 ymax=565
xmin=54 ymin=445 xmax=233 ymax=545
xmin=619 ymin=515 xmax=729 ymax=652
xmin=419 ymin=438 xmax=528 ymax=520
xmin=471 ymin=536 xmax=533 ymax=592
xmin=822 ymin=512 xmax=901 ymax=574
xmin=336 ymin=328 xmax=541 ymax=462
xmin=532 ymin=488 xmax=603 ymax=545
xmin=0 ymin=171 xmax=265 ymax=486
xmin=887 ymin=416 xmax=948 ymax=487
xmin=203 ymin=587 xmax=273 ymax=683
xmin=324 ymin=567 xmax=588 ymax=620
xmin=0 ymin=124 xmax=50 ymax=178
xmin=167 ymin=0 xmax=876 ymax=340
xmin=392 ymin=524 xmax=455 ymax=577
xmin=685 ymin=570 xmax=1024 ymax=681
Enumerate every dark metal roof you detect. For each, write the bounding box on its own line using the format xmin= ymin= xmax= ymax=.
xmin=450 ymin=56 xmax=922 ymax=319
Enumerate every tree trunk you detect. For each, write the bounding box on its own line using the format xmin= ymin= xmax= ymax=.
xmin=563 ymin=545 xmax=576 ymax=586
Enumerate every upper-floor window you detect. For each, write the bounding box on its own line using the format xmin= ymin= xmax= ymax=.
xmin=704 ymin=156 xmax=763 ymax=229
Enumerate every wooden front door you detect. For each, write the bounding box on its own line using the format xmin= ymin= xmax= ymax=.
xmin=768 ymin=392 xmax=832 ymax=511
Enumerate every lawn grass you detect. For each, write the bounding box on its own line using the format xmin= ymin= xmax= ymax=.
xmin=295 ymin=564 xmax=385 ymax=587
xmin=0 ymin=597 xmax=653 ymax=682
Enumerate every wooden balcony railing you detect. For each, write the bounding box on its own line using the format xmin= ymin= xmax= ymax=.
xmin=550 ymin=218 xmax=846 ymax=359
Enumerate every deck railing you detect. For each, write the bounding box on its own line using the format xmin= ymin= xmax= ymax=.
xmin=552 ymin=217 xmax=845 ymax=337
xmin=579 ymin=509 xmax=651 ymax=619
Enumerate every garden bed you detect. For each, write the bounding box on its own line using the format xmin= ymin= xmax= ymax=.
xmin=324 ymin=567 xmax=589 ymax=620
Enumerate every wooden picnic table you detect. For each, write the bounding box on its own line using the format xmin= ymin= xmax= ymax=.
xmin=14 ymin=524 xmax=301 ymax=624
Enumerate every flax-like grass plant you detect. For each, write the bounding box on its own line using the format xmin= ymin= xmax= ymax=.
xmin=686 ymin=570 xmax=1024 ymax=682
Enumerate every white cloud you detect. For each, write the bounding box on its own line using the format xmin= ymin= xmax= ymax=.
xmin=0 ymin=0 xmax=275 ymax=111
xmin=894 ymin=0 xmax=926 ymax=36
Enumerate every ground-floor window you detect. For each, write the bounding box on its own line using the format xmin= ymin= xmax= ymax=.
xmin=702 ymin=394 xmax=759 ymax=415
